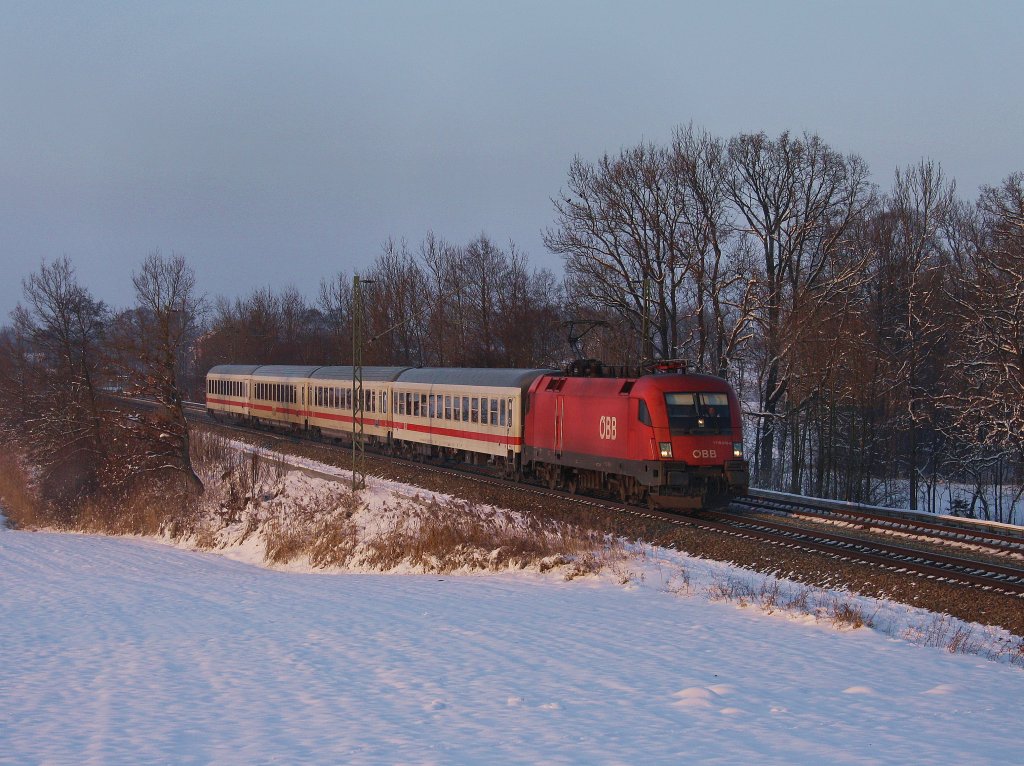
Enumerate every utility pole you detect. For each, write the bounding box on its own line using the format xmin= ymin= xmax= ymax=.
xmin=352 ymin=275 xmax=373 ymax=492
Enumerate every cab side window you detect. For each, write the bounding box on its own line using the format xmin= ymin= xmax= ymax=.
xmin=638 ymin=400 xmax=652 ymax=426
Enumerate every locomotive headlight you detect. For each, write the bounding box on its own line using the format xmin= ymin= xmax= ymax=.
xmin=659 ymin=442 xmax=673 ymax=459
xmin=733 ymin=442 xmax=744 ymax=458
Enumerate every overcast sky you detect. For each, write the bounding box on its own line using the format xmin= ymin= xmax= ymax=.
xmin=2 ymin=0 xmax=1022 ymax=318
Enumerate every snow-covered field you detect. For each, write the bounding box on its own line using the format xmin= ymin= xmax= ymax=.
xmin=2 ymin=465 xmax=1024 ymax=764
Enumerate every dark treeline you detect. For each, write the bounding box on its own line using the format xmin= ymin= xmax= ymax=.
xmin=1 ymin=125 xmax=1023 ymax=522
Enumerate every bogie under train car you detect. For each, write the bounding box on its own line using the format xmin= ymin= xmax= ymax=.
xmin=205 ymin=360 xmax=749 ymax=511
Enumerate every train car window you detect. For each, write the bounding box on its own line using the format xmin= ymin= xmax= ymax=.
xmin=470 ymin=398 xmax=478 ymax=424
xmin=428 ymin=395 xmax=435 ymax=418
xmin=500 ymin=399 xmax=506 ymax=426
xmin=490 ymin=398 xmax=498 ymax=426
xmin=452 ymin=395 xmax=460 ymax=421
xmin=413 ymin=394 xmax=420 ymax=417
xmin=444 ymin=395 xmax=451 ymax=420
xmin=381 ymin=391 xmax=387 ymax=414
xmin=638 ymin=400 xmax=652 ymax=426
xmin=462 ymin=396 xmax=470 ymax=422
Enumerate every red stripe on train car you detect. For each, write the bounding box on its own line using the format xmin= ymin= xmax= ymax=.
xmin=210 ymin=399 xmax=522 ymax=447
xmin=307 ymin=409 xmax=523 ymax=446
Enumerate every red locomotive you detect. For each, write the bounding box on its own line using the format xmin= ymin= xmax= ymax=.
xmin=523 ymin=359 xmax=748 ymax=509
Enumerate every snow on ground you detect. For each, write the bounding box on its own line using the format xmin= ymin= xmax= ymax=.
xmin=2 ymin=465 xmax=1024 ymax=764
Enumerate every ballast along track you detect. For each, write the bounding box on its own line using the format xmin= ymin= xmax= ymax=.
xmin=181 ymin=400 xmax=1024 ymax=600
xmin=697 ymin=509 xmax=1024 ymax=597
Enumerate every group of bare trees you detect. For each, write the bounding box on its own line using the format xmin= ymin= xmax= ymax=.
xmin=196 ymin=233 xmax=565 ymax=375
xmin=548 ymin=126 xmax=1024 ymax=520
xmin=0 ymin=253 xmax=204 ymax=524
xmin=2 ymin=125 xmax=1022 ymax=522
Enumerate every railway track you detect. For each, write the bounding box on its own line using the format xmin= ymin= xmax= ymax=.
xmin=739 ymin=490 xmax=1024 ymax=555
xmin=182 ymin=400 xmax=1024 ymax=598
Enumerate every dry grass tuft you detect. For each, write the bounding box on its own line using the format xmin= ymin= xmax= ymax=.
xmin=0 ymin=447 xmax=41 ymax=529
xmin=705 ymin=574 xmax=874 ymax=630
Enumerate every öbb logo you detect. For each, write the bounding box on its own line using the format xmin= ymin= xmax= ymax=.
xmin=692 ymin=449 xmax=717 ymax=459
xmin=599 ymin=416 xmax=618 ymax=440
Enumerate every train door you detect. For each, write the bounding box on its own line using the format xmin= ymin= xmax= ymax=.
xmin=505 ymin=397 xmax=514 ymax=448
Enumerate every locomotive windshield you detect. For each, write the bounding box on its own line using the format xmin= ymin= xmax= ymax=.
xmin=664 ymin=392 xmax=731 ymax=434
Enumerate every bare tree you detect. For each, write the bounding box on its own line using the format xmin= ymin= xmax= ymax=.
xmin=5 ymin=257 xmax=110 ymax=505
xmin=727 ymin=131 xmax=874 ymax=487
xmin=545 ymin=144 xmax=691 ymax=362
xmin=114 ymin=252 xmax=206 ymax=493
xmin=941 ymin=173 xmax=1024 ymax=482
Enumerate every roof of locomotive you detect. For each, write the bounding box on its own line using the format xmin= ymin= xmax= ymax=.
xmin=310 ymin=366 xmax=411 ymax=382
xmin=532 ymin=371 xmax=736 ymax=396
xmin=396 ymin=367 xmax=558 ymax=389
xmin=207 ymin=364 xmax=262 ymax=376
xmin=634 ymin=372 xmax=734 ymax=391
